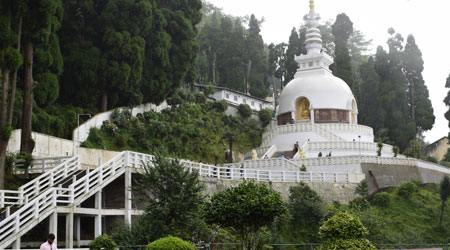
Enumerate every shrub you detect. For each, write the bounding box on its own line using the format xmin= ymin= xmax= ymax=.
xmin=101 ymin=121 xmax=118 ymax=136
xmin=300 ymin=164 xmax=307 ymax=171
xmin=377 ymin=141 xmax=383 ymax=156
xmin=318 ymin=152 xmax=322 ymax=157
xmin=194 ymin=92 xmax=207 ymax=104
xmin=114 ymin=134 xmax=128 ymax=148
xmin=88 ymin=234 xmax=117 ymax=250
xmin=372 ymin=192 xmax=390 ymax=207
xmin=426 ymin=156 xmax=438 ymax=163
xmin=203 ymin=84 xmax=216 ymax=96
xmin=355 ymin=180 xmax=369 ymax=197
xmin=393 ymin=146 xmax=400 ymax=157
xmin=238 ymin=104 xmax=252 ymax=118
xmin=349 ymin=197 xmax=370 ymax=211
xmin=318 ymin=212 xmax=376 ymax=250
xmin=147 ymin=236 xmax=195 ymax=250
xmin=110 ymin=109 xmax=132 ymax=128
xmin=258 ymin=109 xmax=273 ymax=127
xmin=213 ymin=100 xmax=228 ymax=112
xmin=397 ymin=182 xmax=417 ymax=198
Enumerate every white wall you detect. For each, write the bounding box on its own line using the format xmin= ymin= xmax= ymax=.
xmin=7 ymin=129 xmax=75 ymax=157
xmin=268 ymin=132 xmax=327 ymax=150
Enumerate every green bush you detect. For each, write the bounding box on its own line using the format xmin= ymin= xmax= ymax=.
xmin=238 ymin=104 xmax=252 ymax=118
xmin=114 ymin=134 xmax=128 ymax=147
xmin=397 ymin=182 xmax=417 ymax=198
xmin=300 ymin=164 xmax=307 ymax=172
xmin=318 ymin=212 xmax=376 ymax=250
xmin=101 ymin=121 xmax=118 ymax=136
xmin=349 ymin=197 xmax=370 ymax=211
xmin=194 ymin=92 xmax=207 ymax=104
xmin=372 ymin=192 xmax=390 ymax=207
xmin=258 ymin=109 xmax=273 ymax=127
xmin=147 ymin=236 xmax=195 ymax=250
xmin=318 ymin=152 xmax=322 ymax=157
xmin=426 ymin=156 xmax=438 ymax=163
xmin=88 ymin=234 xmax=117 ymax=250
xmin=213 ymin=100 xmax=228 ymax=112
xmin=110 ymin=109 xmax=132 ymax=128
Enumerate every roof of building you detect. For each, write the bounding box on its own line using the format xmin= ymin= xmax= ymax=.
xmin=195 ymin=84 xmax=273 ymax=104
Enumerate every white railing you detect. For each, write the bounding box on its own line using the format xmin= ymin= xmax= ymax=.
xmin=261 ymin=123 xmax=373 ymax=146
xmin=301 ymin=141 xmax=393 ymax=155
xmin=0 ymin=156 xmax=79 ymax=209
xmin=244 ymin=146 xmax=271 ymax=160
xmin=14 ymin=156 xmax=73 ymax=174
xmin=417 ymin=160 xmax=450 ymax=174
xmin=222 ymin=158 xmax=301 ymax=171
xmin=262 ymin=144 xmax=277 ymax=159
xmin=0 ymin=187 xmax=73 ymax=248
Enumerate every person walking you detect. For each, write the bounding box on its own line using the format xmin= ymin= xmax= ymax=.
xmin=40 ymin=233 xmax=57 ymax=250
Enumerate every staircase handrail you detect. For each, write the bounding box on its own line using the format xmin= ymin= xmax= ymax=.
xmin=14 ymin=156 xmax=73 ymax=174
xmin=0 ymin=186 xmax=72 ymax=248
xmin=0 ymin=155 xmax=79 ymax=209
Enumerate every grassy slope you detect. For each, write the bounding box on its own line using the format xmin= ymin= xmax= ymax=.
xmin=355 ymin=184 xmax=450 ymax=244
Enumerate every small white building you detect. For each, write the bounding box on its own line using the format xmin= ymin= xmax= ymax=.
xmin=195 ymin=84 xmax=275 ymax=111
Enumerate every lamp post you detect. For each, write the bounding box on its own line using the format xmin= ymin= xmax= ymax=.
xmin=77 ymin=114 xmax=91 ymax=142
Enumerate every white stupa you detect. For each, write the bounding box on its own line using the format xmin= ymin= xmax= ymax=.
xmin=250 ymin=0 xmax=393 ymax=160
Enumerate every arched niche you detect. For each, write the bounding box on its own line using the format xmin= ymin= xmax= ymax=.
xmin=295 ymin=97 xmax=311 ymax=121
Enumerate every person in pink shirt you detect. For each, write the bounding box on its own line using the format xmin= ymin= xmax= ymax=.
xmin=40 ymin=234 xmax=57 ymax=250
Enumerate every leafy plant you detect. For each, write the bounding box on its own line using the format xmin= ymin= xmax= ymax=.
xmin=88 ymin=234 xmax=117 ymax=250
xmin=258 ymin=109 xmax=273 ymax=127
xmin=397 ymin=182 xmax=417 ymax=198
xmin=238 ymin=104 xmax=252 ymax=119
xmin=372 ymin=192 xmax=390 ymax=207
xmin=147 ymin=236 xmax=195 ymax=250
xmin=318 ymin=212 xmax=376 ymax=250
xmin=377 ymin=141 xmax=383 ymax=156
xmin=355 ymin=180 xmax=369 ymax=197
xmin=205 ymin=181 xmax=286 ymax=250
xmin=439 ymin=176 xmax=450 ymax=224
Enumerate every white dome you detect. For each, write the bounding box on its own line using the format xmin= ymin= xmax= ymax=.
xmin=277 ymin=70 xmax=357 ymax=115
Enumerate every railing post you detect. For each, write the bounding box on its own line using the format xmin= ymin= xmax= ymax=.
xmin=0 ymin=192 xmax=3 ymax=208
xmin=86 ymin=168 xmax=90 ymax=193
xmin=53 ymin=189 xmax=57 ymax=206
xmin=257 ymin=170 xmax=260 ymax=181
xmin=296 ymin=171 xmax=300 ymax=182
xmin=309 ymin=172 xmax=312 ymax=182
xmin=50 ymin=171 xmax=54 ymax=187
xmin=34 ymin=199 xmax=39 ymax=218
xmin=42 ymin=159 xmax=46 ymax=173
xmin=6 ymin=206 xmax=10 ymax=217
xmin=230 ymin=168 xmax=234 ymax=179
xmin=282 ymin=171 xmax=285 ymax=182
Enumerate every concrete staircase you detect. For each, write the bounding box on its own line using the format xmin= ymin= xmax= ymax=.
xmin=272 ymin=150 xmax=296 ymax=159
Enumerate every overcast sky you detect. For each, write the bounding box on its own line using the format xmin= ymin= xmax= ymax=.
xmin=207 ymin=0 xmax=450 ymax=143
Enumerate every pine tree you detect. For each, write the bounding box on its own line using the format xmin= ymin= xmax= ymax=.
xmin=375 ymin=29 xmax=415 ymax=150
xmin=358 ymin=57 xmax=384 ymax=132
xmin=284 ymin=28 xmax=303 ymax=85
xmin=444 ymin=73 xmax=450 ymax=139
xmin=246 ymin=14 xmax=269 ymax=98
xmin=331 ymin=13 xmax=354 ymax=90
xmin=403 ymin=35 xmax=434 ymax=132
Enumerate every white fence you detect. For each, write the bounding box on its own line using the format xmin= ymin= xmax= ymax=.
xmin=262 ymin=123 xmax=373 ymax=146
xmin=13 ymin=156 xmax=73 ymax=174
xmin=0 ymin=156 xmax=79 ymax=209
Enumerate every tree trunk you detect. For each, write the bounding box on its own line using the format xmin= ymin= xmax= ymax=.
xmin=212 ymin=52 xmax=216 ymax=85
xmin=0 ymin=141 xmax=7 ymax=189
xmin=7 ymin=10 xmax=23 ymax=125
xmin=20 ymin=41 xmax=35 ymax=154
xmin=0 ymin=69 xmax=10 ymax=123
xmin=101 ymin=91 xmax=108 ymax=112
xmin=410 ymin=80 xmax=415 ymax=121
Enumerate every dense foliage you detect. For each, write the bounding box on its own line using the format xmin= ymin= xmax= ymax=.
xmin=82 ymin=97 xmax=263 ymax=163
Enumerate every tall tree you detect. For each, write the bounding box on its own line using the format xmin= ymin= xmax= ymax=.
xmin=358 ymin=57 xmax=384 ymax=132
xmin=0 ymin=0 xmax=23 ymax=189
xmin=375 ymin=29 xmax=415 ymax=150
xmin=403 ymin=34 xmax=434 ymax=132
xmin=444 ymin=73 xmax=450 ymax=139
xmin=284 ymin=27 xmax=302 ymax=85
xmin=20 ymin=0 xmax=63 ymax=154
xmin=246 ymin=14 xmax=268 ymax=98
xmin=331 ymin=13 xmax=354 ymax=91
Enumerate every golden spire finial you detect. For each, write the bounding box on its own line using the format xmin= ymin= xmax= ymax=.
xmin=309 ymin=0 xmax=315 ymax=13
